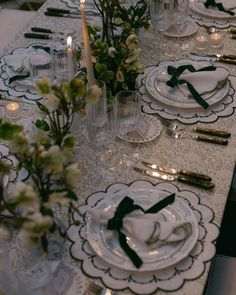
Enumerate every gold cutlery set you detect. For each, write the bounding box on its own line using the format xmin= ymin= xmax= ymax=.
xmin=134 ymin=161 xmax=214 ymax=190
xmin=162 ymin=123 xmax=231 ymax=145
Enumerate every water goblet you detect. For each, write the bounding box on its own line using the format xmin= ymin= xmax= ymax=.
xmin=173 ymin=0 xmax=190 ymax=52
xmin=149 ymin=0 xmax=174 ymax=57
xmin=116 ymin=90 xmax=141 ymax=137
xmin=29 ymin=53 xmax=52 ymax=87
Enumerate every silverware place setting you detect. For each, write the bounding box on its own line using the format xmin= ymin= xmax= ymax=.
xmin=165 ymin=128 xmax=229 ymax=145
xmin=189 ymin=52 xmax=236 ymax=64
xmin=134 ymin=163 xmax=214 ymax=189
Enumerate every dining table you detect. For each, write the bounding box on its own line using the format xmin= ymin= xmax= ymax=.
xmin=1 ymin=0 xmax=236 ymax=294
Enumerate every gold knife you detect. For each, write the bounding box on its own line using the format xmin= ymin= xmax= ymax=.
xmin=134 ymin=167 xmax=214 ymax=190
xmin=141 ymin=161 xmax=212 ymax=182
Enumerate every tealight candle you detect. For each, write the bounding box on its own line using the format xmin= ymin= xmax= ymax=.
xmin=195 ymin=34 xmax=209 ymax=50
xmin=4 ymin=101 xmax=20 ymax=118
xmin=210 ymin=32 xmax=223 ymax=49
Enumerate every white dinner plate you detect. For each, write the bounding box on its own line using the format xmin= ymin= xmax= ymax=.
xmin=86 ymin=187 xmax=199 ymax=272
xmin=145 ymin=60 xmax=230 ymax=110
xmin=117 ymin=114 xmax=162 ymax=143
xmin=191 ymin=0 xmax=236 ymax=19
xmin=163 ymin=21 xmax=198 ymax=38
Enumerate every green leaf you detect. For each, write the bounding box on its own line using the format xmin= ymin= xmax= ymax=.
xmin=0 ymin=121 xmax=23 ymax=140
xmin=34 ymin=119 xmax=50 ymax=131
xmin=58 ymin=188 xmax=78 ymax=201
xmin=41 ymin=206 xmax=54 ymax=217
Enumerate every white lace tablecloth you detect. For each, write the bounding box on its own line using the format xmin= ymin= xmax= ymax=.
xmin=1 ymin=0 xmax=236 ymax=294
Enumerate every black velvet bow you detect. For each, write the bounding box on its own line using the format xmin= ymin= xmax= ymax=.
xmin=204 ymin=0 xmax=235 ymax=16
xmin=107 ymin=193 xmax=175 ymax=268
xmin=166 ymin=64 xmax=216 ymax=109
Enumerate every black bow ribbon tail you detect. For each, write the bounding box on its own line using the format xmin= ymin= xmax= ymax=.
xmin=107 ymin=193 xmax=175 ymax=268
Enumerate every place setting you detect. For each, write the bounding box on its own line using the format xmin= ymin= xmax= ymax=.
xmin=138 ymin=57 xmax=236 ymax=123
xmin=68 ymin=180 xmax=219 ymax=294
xmin=190 ymin=0 xmax=236 ymax=28
xmin=0 ymin=38 xmax=79 ymax=103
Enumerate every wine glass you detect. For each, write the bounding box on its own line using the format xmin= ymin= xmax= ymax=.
xmin=149 ymin=0 xmax=174 ymax=57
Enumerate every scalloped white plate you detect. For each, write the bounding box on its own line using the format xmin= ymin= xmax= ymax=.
xmin=86 ymin=187 xmax=199 ymax=272
xmin=163 ymin=21 xmax=198 ymax=38
xmin=117 ymin=114 xmax=162 ymax=143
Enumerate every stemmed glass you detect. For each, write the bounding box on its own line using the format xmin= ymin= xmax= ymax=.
xmin=116 ymin=90 xmax=143 ymax=167
xmin=173 ymin=0 xmax=190 ymax=52
xmin=149 ymin=0 xmax=174 ymax=57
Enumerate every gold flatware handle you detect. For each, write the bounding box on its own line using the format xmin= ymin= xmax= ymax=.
xmin=179 ymin=170 xmax=212 ymax=182
xmin=192 ymin=135 xmax=228 ymax=145
xmin=192 ymin=127 xmax=231 ymax=138
xmin=219 ymin=56 xmax=236 ymax=64
xmin=177 ymin=176 xmax=214 ymax=190
xmin=222 ymin=54 xmax=236 ymax=59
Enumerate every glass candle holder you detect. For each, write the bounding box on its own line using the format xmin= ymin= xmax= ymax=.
xmin=195 ymin=33 xmax=209 ymax=50
xmin=209 ymin=32 xmax=224 ymax=49
xmin=4 ymin=101 xmax=21 ymax=119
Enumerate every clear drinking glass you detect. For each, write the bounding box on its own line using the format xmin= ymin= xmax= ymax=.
xmin=174 ymin=0 xmax=190 ymax=51
xmin=29 ymin=53 xmax=52 ymax=87
xmin=149 ymin=0 xmax=174 ymax=56
xmin=116 ymin=90 xmax=141 ymax=137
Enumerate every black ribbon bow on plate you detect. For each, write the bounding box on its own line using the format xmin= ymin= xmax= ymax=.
xmin=166 ymin=64 xmax=216 ymax=109
xmin=204 ymin=0 xmax=235 ymax=16
xmin=107 ymin=193 xmax=175 ymax=268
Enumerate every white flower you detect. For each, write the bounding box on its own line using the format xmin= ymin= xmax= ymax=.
xmin=44 ymin=94 xmax=60 ymax=112
xmin=65 ymin=163 xmax=81 ymax=188
xmin=86 ymin=84 xmax=102 ymax=103
xmin=40 ymin=145 xmax=64 ymax=173
xmin=126 ymin=34 xmax=139 ymax=49
xmin=47 ymin=191 xmax=70 ymax=207
xmin=108 ymin=47 xmax=116 ymax=57
xmin=23 ymin=212 xmax=53 ymax=236
xmin=125 ymin=48 xmax=141 ymax=64
xmin=8 ymin=182 xmax=38 ymax=207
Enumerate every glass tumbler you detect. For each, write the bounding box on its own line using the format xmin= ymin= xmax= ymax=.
xmin=29 ymin=53 xmax=52 ymax=87
xmin=116 ymin=90 xmax=141 ymax=137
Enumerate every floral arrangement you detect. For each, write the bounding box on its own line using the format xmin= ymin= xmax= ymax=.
xmin=86 ymin=0 xmax=150 ymax=100
xmin=0 ymin=77 xmax=102 ymax=251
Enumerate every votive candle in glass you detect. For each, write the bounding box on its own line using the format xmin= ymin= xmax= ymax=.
xmin=195 ymin=34 xmax=209 ymax=50
xmin=4 ymin=101 xmax=20 ymax=119
xmin=210 ymin=32 xmax=223 ymax=49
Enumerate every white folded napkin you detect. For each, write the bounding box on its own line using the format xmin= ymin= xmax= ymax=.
xmin=87 ymin=207 xmax=192 ymax=247
xmin=156 ymin=66 xmax=229 ymax=98
xmin=4 ymin=48 xmax=49 ymax=74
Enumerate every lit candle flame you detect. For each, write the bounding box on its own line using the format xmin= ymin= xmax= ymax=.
xmin=67 ymin=36 xmax=72 ymax=47
xmin=81 ymin=0 xmax=85 ymax=4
